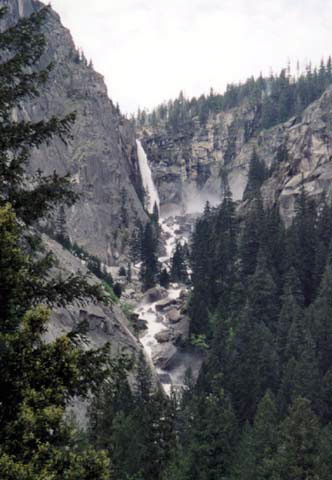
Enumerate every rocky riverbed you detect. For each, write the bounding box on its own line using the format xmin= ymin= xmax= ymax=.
xmin=134 ymin=213 xmax=204 ymax=395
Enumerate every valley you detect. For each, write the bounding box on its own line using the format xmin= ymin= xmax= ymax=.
xmin=2 ymin=1 xmax=332 ymax=479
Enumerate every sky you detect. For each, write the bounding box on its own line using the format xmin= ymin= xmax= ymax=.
xmin=51 ymin=0 xmax=332 ymax=115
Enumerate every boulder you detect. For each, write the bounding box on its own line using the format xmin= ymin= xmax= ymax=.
xmin=152 ymin=343 xmax=178 ymax=370
xmin=143 ymin=286 xmax=168 ymax=303
xmin=129 ymin=312 xmax=139 ymax=323
xmin=179 ymin=289 xmax=188 ymax=300
xmin=167 ymin=308 xmax=181 ymax=324
xmin=172 ymin=316 xmax=190 ymax=345
xmin=123 ymin=288 xmax=136 ymax=299
xmin=180 ymin=303 xmax=189 ymax=314
xmin=136 ymin=318 xmax=148 ymax=330
xmin=155 ymin=329 xmax=174 ymax=343
xmin=155 ymin=297 xmax=178 ymax=312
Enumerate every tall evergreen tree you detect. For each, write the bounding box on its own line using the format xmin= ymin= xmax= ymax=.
xmin=310 ymin=254 xmax=332 ymax=377
xmin=0 ymin=7 xmax=112 ymax=479
xmin=55 ymin=204 xmax=70 ymax=247
xmin=170 ymin=242 xmax=188 ymax=284
xmin=276 ymin=397 xmax=322 ymax=479
xmin=243 ymin=149 xmax=268 ymax=201
xmin=189 ymin=203 xmax=214 ymax=335
xmin=176 ymin=387 xmax=238 ymax=480
xmin=287 ymin=181 xmax=317 ymax=305
xmin=240 ymin=195 xmax=265 ymax=277
xmin=140 ymin=219 xmax=159 ymax=290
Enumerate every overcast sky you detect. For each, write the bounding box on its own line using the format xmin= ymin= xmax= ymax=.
xmin=51 ymin=0 xmax=332 ymax=115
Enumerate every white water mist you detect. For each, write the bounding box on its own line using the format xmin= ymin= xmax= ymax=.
xmin=136 ymin=139 xmax=160 ymax=214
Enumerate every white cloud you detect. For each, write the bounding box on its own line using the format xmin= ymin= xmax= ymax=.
xmin=51 ymin=0 xmax=332 ymax=114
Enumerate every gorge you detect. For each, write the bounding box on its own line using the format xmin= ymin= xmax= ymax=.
xmin=135 ymin=140 xmax=203 ymax=392
xmin=3 ymin=1 xmax=332 ymax=479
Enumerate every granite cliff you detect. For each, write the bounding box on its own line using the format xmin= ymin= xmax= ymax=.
xmin=4 ymin=0 xmax=148 ymax=264
xmin=0 ymin=0 xmax=150 ymax=387
xmin=141 ymin=86 xmax=332 ymax=223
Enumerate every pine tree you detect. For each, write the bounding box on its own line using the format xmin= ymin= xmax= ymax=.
xmin=140 ymin=220 xmax=159 ymax=290
xmin=229 ymin=251 xmax=280 ymax=421
xmin=151 ymin=201 xmax=159 ymax=223
xmin=276 ymin=268 xmax=304 ymax=363
xmin=0 ymin=7 xmax=111 ymax=479
xmin=279 ymin=324 xmax=320 ymax=415
xmin=170 ymin=242 xmax=188 ymax=284
xmin=189 ymin=204 xmax=214 ymax=335
xmin=159 ymin=267 xmax=170 ymax=289
xmin=276 ymin=397 xmax=322 ymax=479
xmin=310 ymin=255 xmax=332 ymax=377
xmin=251 ymin=391 xmax=279 ymax=479
xmin=243 ymin=149 xmax=268 ymax=201
xmin=247 ymin=248 xmax=279 ymax=330
xmin=287 ymin=180 xmax=317 ymax=305
xmin=0 ymin=8 xmax=77 ymax=225
xmin=231 ymin=422 xmax=256 ymax=480
xmin=129 ymin=220 xmax=144 ymax=264
xmin=55 ymin=204 xmax=70 ymax=247
xmin=210 ymin=187 xmax=238 ymax=312
xmin=90 ymin=352 xmax=176 ymax=480
xmin=178 ymin=388 xmax=238 ymax=480
xmin=314 ymin=198 xmax=332 ymax=293
xmin=240 ymin=195 xmax=265 ymax=277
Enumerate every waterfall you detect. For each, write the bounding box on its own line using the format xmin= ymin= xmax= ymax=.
xmin=136 ymin=139 xmax=160 ymax=214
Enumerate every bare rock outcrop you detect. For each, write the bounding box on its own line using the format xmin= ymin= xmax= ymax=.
xmin=4 ymin=0 xmax=148 ymax=264
xmin=143 ymin=87 xmax=332 ymax=223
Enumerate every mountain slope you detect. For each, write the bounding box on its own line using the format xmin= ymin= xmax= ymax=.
xmin=141 ymin=84 xmax=332 ymax=223
xmin=5 ymin=0 xmax=148 ymax=263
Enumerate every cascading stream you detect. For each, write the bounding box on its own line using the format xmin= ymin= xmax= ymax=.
xmin=135 ymin=218 xmax=190 ymax=395
xmin=135 ymin=140 xmax=198 ymax=395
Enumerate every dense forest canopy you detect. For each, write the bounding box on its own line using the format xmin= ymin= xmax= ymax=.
xmin=174 ymin=185 xmax=332 ymax=479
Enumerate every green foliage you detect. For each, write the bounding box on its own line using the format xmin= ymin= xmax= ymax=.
xmin=276 ymin=398 xmax=323 ymax=479
xmin=0 ymin=7 xmax=111 ymax=479
xmin=102 ymin=281 xmax=119 ymax=304
xmin=159 ymin=267 xmax=171 ymax=289
xmin=172 ymin=387 xmax=238 ymax=480
xmin=170 ymin=242 xmax=189 ymax=284
xmin=54 ymin=236 xmax=115 ymax=292
xmin=190 ymin=334 xmax=209 ymax=350
xmin=121 ymin=301 xmax=134 ymax=318
xmin=181 ymin=184 xmax=332 ymax=478
xmin=113 ymin=282 xmax=122 ymax=298
xmin=243 ymin=149 xmax=269 ymax=201
xmin=88 ymin=353 xmax=176 ymax=480
xmin=0 ymin=5 xmax=77 ymax=224
xmin=139 ymin=219 xmax=160 ymax=290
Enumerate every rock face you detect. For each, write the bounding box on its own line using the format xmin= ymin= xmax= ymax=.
xmin=42 ymin=234 xmax=142 ymax=358
xmin=142 ymin=87 xmax=332 ymax=222
xmin=4 ymin=0 xmax=147 ymax=264
xmin=40 ymin=234 xmax=143 ymax=426
xmin=141 ymin=101 xmax=257 ymax=212
xmin=259 ymin=88 xmax=332 ymax=225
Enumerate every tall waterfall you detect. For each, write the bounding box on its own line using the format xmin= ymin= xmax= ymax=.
xmin=136 ymin=139 xmax=160 ymax=214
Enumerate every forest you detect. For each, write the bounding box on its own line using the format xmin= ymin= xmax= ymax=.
xmin=1 ymin=4 xmax=332 ymax=480
xmin=136 ymin=58 xmax=332 ymax=135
